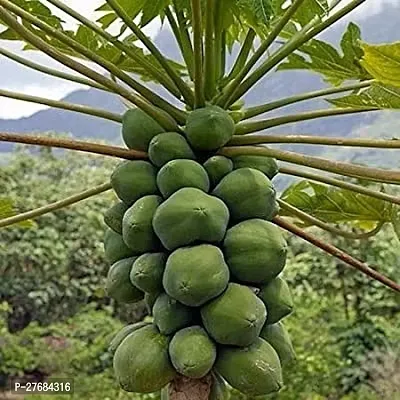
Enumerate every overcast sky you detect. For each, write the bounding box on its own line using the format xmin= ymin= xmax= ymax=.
xmin=0 ymin=0 xmax=397 ymax=119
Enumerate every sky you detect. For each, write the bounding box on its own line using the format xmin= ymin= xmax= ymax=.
xmin=0 ymin=0 xmax=397 ymax=119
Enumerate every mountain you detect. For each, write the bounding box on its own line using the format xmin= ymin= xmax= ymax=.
xmin=1 ymin=2 xmax=399 ymax=165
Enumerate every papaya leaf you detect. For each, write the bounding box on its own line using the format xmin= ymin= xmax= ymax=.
xmin=328 ymin=83 xmax=400 ymax=110
xmin=0 ymin=198 xmax=35 ymax=229
xmin=280 ymin=180 xmax=392 ymax=229
xmin=361 ymin=42 xmax=400 ymax=88
xmin=292 ymin=0 xmax=329 ymax=27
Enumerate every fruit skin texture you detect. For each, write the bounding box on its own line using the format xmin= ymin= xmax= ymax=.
xmin=130 ymin=252 xmax=167 ymax=293
xmin=109 ymin=321 xmax=150 ymax=354
xmin=149 ymin=132 xmax=195 ymax=167
xmin=157 ymin=159 xmax=210 ymax=198
xmin=104 ymin=228 xmax=134 ymax=265
xmin=185 ymin=105 xmax=235 ymax=151
xmin=258 ymin=277 xmax=293 ymax=324
xmin=163 ymin=245 xmax=230 ymax=307
xmin=260 ymin=322 xmax=296 ymax=365
xmin=201 ymin=283 xmax=266 ymax=346
xmin=212 ymin=168 xmax=277 ymax=221
xmin=106 ymin=257 xmax=143 ymax=303
xmin=122 ymin=108 xmax=165 ymax=151
xmin=209 ymin=372 xmax=229 ymax=400
xmin=152 ymin=188 xmax=230 ymax=251
xmin=122 ymin=195 xmax=162 ymax=254
xmin=231 ymin=155 xmax=279 ymax=180
xmin=169 ymin=326 xmax=216 ymax=379
xmin=113 ymin=324 xmax=176 ymax=393
xmin=153 ymin=293 xmax=194 ymax=335
xmin=203 ymin=156 xmax=233 ymax=188
xmin=223 ymin=219 xmax=288 ymax=284
xmin=111 ymin=161 xmax=158 ymax=206
xmin=104 ymin=201 xmax=128 ymax=234
xmin=215 ymin=337 xmax=283 ymax=396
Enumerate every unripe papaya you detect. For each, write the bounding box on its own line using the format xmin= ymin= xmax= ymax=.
xmin=259 ymin=277 xmax=293 ymax=324
xmin=111 ymin=161 xmax=158 ymax=206
xmin=209 ymin=372 xmax=229 ymax=400
xmin=104 ymin=228 xmax=134 ymax=265
xmin=153 ymin=293 xmax=194 ymax=335
xmin=184 ymin=106 xmax=235 ymax=151
xmin=130 ymin=252 xmax=167 ymax=293
xmin=203 ymin=156 xmax=233 ymax=188
xmin=212 ymin=168 xmax=277 ymax=221
xmin=152 ymin=188 xmax=230 ymax=251
xmin=223 ymin=219 xmax=288 ymax=284
xmin=122 ymin=195 xmax=162 ymax=254
xmin=201 ymin=283 xmax=266 ymax=346
xmin=104 ymin=201 xmax=128 ymax=234
xmin=109 ymin=321 xmax=150 ymax=354
xmin=215 ymin=338 xmax=283 ymax=396
xmin=149 ymin=132 xmax=195 ymax=167
xmin=231 ymin=155 xmax=279 ymax=180
xmin=122 ymin=108 xmax=165 ymax=151
xmin=106 ymin=257 xmax=144 ymax=303
xmin=169 ymin=326 xmax=216 ymax=378
xmin=157 ymin=159 xmax=210 ymax=198
xmin=113 ymin=325 xmax=176 ymax=393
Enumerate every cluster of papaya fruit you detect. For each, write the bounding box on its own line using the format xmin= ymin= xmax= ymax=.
xmin=103 ymin=105 xmax=295 ymax=397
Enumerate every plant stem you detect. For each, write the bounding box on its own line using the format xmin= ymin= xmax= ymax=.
xmin=104 ymin=0 xmax=194 ymax=106
xmin=191 ymin=0 xmax=205 ymax=108
xmin=0 ymin=183 xmax=112 ymax=229
xmin=0 ymin=0 xmax=185 ymax=124
xmin=279 ymin=166 xmax=400 ymax=206
xmin=220 ymin=146 xmax=400 ymax=184
xmin=227 ymin=0 xmax=367 ymax=106
xmin=213 ymin=0 xmax=224 ymax=82
xmin=0 ymin=46 xmax=108 ymax=92
xmin=203 ymin=0 xmax=216 ymax=100
xmin=278 ymin=199 xmax=385 ymax=239
xmin=0 ymin=89 xmax=123 ymax=123
xmin=0 ymin=7 xmax=177 ymax=130
xmin=243 ymin=80 xmax=374 ymax=119
xmin=228 ymin=134 xmax=400 ymax=149
xmin=0 ymin=132 xmax=147 ymax=160
xmin=217 ymin=0 xmax=307 ymax=107
xmin=273 ymin=216 xmax=400 ymax=293
xmin=235 ymin=107 xmax=377 ymax=135
xmin=45 ymin=0 xmax=182 ymax=100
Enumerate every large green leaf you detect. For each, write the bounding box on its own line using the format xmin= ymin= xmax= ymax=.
xmin=280 ymin=180 xmax=392 ymax=229
xmin=361 ymin=42 xmax=400 ymax=88
xmin=0 ymin=198 xmax=35 ymax=229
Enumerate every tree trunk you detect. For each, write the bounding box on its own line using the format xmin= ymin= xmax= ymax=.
xmin=169 ymin=375 xmax=212 ymax=400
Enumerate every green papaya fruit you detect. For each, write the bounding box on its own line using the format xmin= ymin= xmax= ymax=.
xmin=184 ymin=106 xmax=235 ymax=151
xmin=152 ymin=188 xmax=230 ymax=251
xmin=130 ymin=252 xmax=167 ymax=293
xmin=212 ymin=168 xmax=277 ymax=221
xmin=122 ymin=108 xmax=165 ymax=151
xmin=109 ymin=321 xmax=150 ymax=354
xmin=149 ymin=132 xmax=195 ymax=167
xmin=106 ymin=257 xmax=144 ymax=303
xmin=157 ymin=159 xmax=210 ymax=198
xmin=258 ymin=277 xmax=293 ymax=324
xmin=122 ymin=195 xmax=162 ymax=254
xmin=153 ymin=293 xmax=194 ymax=335
xmin=260 ymin=322 xmax=296 ymax=365
xmin=231 ymin=155 xmax=279 ymax=180
xmin=203 ymin=156 xmax=233 ymax=188
xmin=223 ymin=219 xmax=288 ymax=284
xmin=144 ymin=291 xmax=161 ymax=316
xmin=209 ymin=372 xmax=229 ymax=400
xmin=163 ymin=245 xmax=230 ymax=307
xmin=104 ymin=228 xmax=134 ymax=265
xmin=215 ymin=338 xmax=283 ymax=396
xmin=104 ymin=201 xmax=128 ymax=234
xmin=201 ymin=283 xmax=266 ymax=346
xmin=111 ymin=161 xmax=158 ymax=206
xmin=113 ymin=324 xmax=176 ymax=393
xmin=169 ymin=326 xmax=216 ymax=378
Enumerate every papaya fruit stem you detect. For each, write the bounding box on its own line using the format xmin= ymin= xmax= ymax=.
xmin=279 ymin=166 xmax=400 ymax=207
xmin=242 ymin=80 xmax=374 ymax=120
xmin=273 ymin=216 xmax=400 ymax=293
xmin=0 ymin=183 xmax=112 ymax=229
xmin=0 ymin=88 xmax=123 ymax=123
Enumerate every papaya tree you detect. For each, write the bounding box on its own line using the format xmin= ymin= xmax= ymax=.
xmin=0 ymin=0 xmax=400 ymax=398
